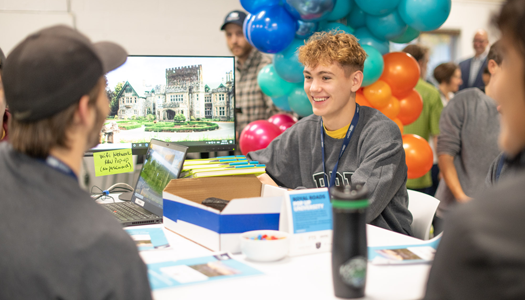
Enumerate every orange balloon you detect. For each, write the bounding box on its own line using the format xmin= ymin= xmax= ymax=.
xmin=356 ymin=92 xmax=372 ymax=107
xmin=363 ymin=80 xmax=392 ymax=109
xmin=380 ymin=52 xmax=420 ymax=97
xmin=379 ymin=97 xmax=400 ymax=120
xmin=402 ymin=134 xmax=433 ymax=179
xmin=397 ymin=89 xmax=423 ymax=125
xmin=393 ymin=118 xmax=404 ymax=134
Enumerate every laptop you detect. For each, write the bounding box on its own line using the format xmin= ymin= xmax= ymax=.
xmin=102 ymin=138 xmax=188 ymax=226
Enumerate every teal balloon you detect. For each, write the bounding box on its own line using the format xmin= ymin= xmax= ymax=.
xmin=398 ymin=0 xmax=451 ymax=32
xmin=319 ymin=21 xmax=354 ymax=34
xmin=361 ymin=45 xmax=384 ymax=87
xmin=327 ymin=0 xmax=353 ymax=21
xmin=346 ymin=5 xmax=366 ymax=29
xmin=295 ymin=20 xmax=318 ymax=39
xmin=258 ymin=64 xmax=296 ymax=98
xmin=390 ymin=26 xmax=420 ymax=43
xmin=355 ymin=0 xmax=401 ymax=16
xmin=353 ymin=27 xmax=390 ymax=55
xmin=271 ymin=95 xmax=292 ymax=111
xmin=274 ymin=39 xmax=305 ymax=83
xmin=288 ymin=85 xmax=313 ymax=117
xmin=366 ymin=10 xmax=407 ymax=40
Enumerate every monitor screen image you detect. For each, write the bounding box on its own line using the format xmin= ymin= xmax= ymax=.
xmin=89 ymin=55 xmax=236 ymax=154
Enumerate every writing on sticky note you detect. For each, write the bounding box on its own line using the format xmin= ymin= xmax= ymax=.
xmin=94 ymin=149 xmax=133 ymax=177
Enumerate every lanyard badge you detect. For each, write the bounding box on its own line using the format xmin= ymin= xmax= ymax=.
xmin=320 ymin=104 xmax=360 ymax=188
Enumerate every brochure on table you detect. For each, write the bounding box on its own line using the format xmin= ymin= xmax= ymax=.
xmin=368 ymin=233 xmax=443 ymax=265
xmin=280 ymin=188 xmax=333 ymax=256
xmin=147 ymin=252 xmax=263 ymax=290
xmin=124 ymin=227 xmax=170 ymax=251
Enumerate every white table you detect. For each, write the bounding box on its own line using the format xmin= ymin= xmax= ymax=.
xmin=137 ymin=224 xmax=431 ymax=300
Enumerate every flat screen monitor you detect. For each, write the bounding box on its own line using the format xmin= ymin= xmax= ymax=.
xmin=87 ymin=55 xmax=236 ymax=155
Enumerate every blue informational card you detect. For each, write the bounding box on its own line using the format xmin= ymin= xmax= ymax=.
xmin=147 ymin=253 xmax=263 ymax=290
xmin=124 ymin=227 xmax=170 ymax=251
xmin=290 ymin=190 xmax=332 ymax=234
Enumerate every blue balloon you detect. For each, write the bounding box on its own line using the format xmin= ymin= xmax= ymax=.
xmin=353 ymin=27 xmax=390 ymax=55
xmin=390 ymin=26 xmax=420 ymax=43
xmin=241 ymin=0 xmax=281 ymax=14
xmin=355 ymin=0 xmax=401 ymax=16
xmin=288 ymin=85 xmax=313 ymax=117
xmin=398 ymin=0 xmax=451 ymax=32
xmin=271 ymin=95 xmax=292 ymax=111
xmin=327 ymin=0 xmax=353 ymax=21
xmin=246 ymin=6 xmax=297 ymax=54
xmin=274 ymin=39 xmax=305 ymax=83
xmin=284 ymin=0 xmax=337 ymax=22
xmin=243 ymin=14 xmax=256 ymax=47
xmin=366 ymin=10 xmax=407 ymax=40
xmin=346 ymin=5 xmax=367 ymax=29
xmin=361 ymin=45 xmax=384 ymax=87
xmin=319 ymin=21 xmax=354 ymax=34
xmin=295 ymin=20 xmax=319 ymax=39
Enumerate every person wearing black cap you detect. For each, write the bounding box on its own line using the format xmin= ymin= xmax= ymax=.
xmin=221 ymin=10 xmax=282 ymax=137
xmin=0 ymin=26 xmax=152 ymax=299
xmin=0 ymin=47 xmax=9 ymax=142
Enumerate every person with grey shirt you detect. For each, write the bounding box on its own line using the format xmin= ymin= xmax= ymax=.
xmin=247 ymin=32 xmax=412 ymax=236
xmin=434 ymin=41 xmax=502 ymax=233
xmin=0 ymin=25 xmax=151 ymax=299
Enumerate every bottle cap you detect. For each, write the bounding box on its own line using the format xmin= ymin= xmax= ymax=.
xmin=330 ymin=184 xmax=369 ymax=209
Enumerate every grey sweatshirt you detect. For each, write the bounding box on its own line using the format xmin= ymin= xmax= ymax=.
xmin=435 ymin=88 xmax=500 ymax=217
xmin=0 ymin=143 xmax=152 ymax=300
xmin=247 ymin=106 xmax=413 ymax=236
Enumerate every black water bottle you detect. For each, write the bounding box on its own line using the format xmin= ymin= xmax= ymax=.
xmin=330 ymin=184 xmax=369 ymax=299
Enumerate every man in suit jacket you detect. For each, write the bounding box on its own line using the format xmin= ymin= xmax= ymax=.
xmin=458 ymin=29 xmax=489 ymax=91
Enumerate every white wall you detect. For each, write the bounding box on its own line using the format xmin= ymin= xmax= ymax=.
xmin=443 ymin=0 xmax=503 ymax=61
xmin=0 ymin=0 xmax=243 ymax=56
xmin=0 ymin=0 xmax=505 ymax=59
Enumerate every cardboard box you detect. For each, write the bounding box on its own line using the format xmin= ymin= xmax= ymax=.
xmin=163 ymin=175 xmax=286 ymax=253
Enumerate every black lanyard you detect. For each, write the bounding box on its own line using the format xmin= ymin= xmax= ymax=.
xmin=321 ymin=105 xmax=360 ymax=188
xmin=45 ymin=156 xmax=78 ymax=181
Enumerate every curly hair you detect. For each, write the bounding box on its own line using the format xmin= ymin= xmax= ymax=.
xmin=298 ymin=31 xmax=367 ymax=75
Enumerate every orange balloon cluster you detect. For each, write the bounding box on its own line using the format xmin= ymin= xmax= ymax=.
xmin=359 ymin=52 xmax=423 ymax=135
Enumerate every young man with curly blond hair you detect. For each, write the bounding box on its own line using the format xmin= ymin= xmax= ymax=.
xmin=248 ymin=32 xmax=413 ymax=235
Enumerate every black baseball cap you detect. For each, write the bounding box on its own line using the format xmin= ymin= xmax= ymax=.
xmin=3 ymin=25 xmax=128 ymax=122
xmin=220 ymin=10 xmax=248 ymax=31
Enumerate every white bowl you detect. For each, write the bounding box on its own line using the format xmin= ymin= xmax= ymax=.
xmin=240 ymin=230 xmax=290 ymax=262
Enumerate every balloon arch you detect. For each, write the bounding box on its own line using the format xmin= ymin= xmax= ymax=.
xmin=239 ymin=0 xmax=451 ymax=179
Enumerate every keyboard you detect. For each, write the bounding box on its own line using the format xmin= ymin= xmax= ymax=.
xmin=104 ymin=202 xmax=160 ymax=222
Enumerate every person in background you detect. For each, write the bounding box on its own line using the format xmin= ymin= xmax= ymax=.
xmin=0 ymin=47 xmax=9 ymax=142
xmin=402 ymin=44 xmax=444 ymax=196
xmin=425 ymin=1 xmax=525 ymax=298
xmin=0 ymin=25 xmax=151 ymax=299
xmin=221 ymin=10 xmax=281 ymax=138
xmin=434 ymin=62 xmax=463 ymax=106
xmin=434 ymin=41 xmax=503 ymax=235
xmin=458 ymin=29 xmax=489 ymax=91
xmin=248 ymin=32 xmax=413 ymax=236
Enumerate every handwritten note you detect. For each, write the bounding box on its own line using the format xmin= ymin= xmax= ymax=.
xmin=94 ymin=149 xmax=134 ymax=177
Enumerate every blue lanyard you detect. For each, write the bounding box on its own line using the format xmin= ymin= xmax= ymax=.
xmin=321 ymin=104 xmax=360 ymax=188
xmin=45 ymin=156 xmax=78 ymax=181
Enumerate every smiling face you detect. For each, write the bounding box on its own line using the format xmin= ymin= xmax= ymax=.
xmin=303 ymin=62 xmax=363 ymax=130
xmin=491 ymin=36 xmax=525 ymax=156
